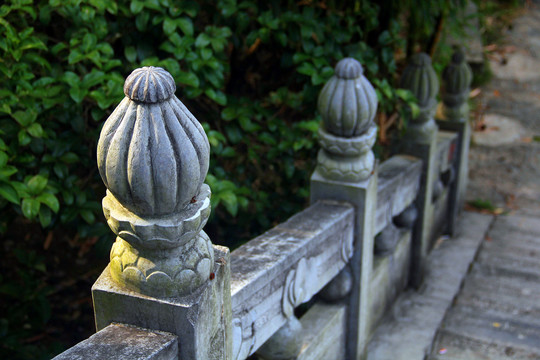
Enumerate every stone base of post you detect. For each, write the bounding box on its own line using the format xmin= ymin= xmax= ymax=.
xmin=437 ymin=119 xmax=470 ymax=236
xmin=92 ymin=245 xmax=232 ymax=360
xmin=401 ymin=138 xmax=437 ymax=289
xmin=310 ymin=169 xmax=377 ymax=360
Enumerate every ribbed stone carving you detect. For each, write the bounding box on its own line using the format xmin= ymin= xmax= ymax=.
xmin=442 ymin=48 xmax=472 ymax=121
xmin=123 ymin=66 xmax=176 ymax=103
xmin=318 ymin=58 xmax=377 ymax=137
xmin=400 ymin=53 xmax=439 ymax=142
xmin=98 ymin=67 xmax=209 ymax=217
xmin=97 ymin=66 xmax=214 ymax=298
xmin=315 ymin=58 xmax=378 ymax=182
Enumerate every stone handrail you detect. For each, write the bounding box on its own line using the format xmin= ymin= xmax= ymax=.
xmin=54 ymin=47 xmax=472 ymax=360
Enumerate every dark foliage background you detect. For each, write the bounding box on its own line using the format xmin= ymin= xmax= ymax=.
xmin=0 ymin=0 xmax=520 ymax=358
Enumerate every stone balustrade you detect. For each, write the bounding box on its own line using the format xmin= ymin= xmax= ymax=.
xmin=54 ymin=46 xmax=472 ymax=360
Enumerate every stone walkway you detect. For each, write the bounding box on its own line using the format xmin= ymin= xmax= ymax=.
xmin=368 ymin=4 xmax=540 ymax=360
xmin=429 ymin=4 xmax=540 ymax=359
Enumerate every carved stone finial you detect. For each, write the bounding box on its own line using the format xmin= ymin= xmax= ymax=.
xmin=97 ymin=67 xmax=213 ymax=298
xmin=442 ymin=47 xmax=472 ymax=121
xmin=124 ymin=66 xmax=176 ymax=103
xmin=400 ymin=53 xmax=439 ymax=142
xmin=315 ymin=58 xmax=378 ymax=182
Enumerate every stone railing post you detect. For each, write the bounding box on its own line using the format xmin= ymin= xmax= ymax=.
xmin=91 ymin=67 xmax=232 ymax=360
xmin=439 ymin=47 xmax=473 ymax=235
xmin=310 ymin=58 xmax=378 ymax=360
xmin=399 ymin=53 xmax=439 ymax=288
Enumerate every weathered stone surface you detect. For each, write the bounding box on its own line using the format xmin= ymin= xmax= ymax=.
xmin=472 ymin=114 xmax=525 ymax=146
xmin=367 ymin=212 xmax=493 ymax=360
xmin=400 ymin=138 xmax=437 ymax=288
xmin=52 ymin=323 xmax=178 ymax=360
xmin=400 ymin=53 xmax=439 ymax=143
xmin=442 ymin=47 xmax=473 ymax=121
xmin=229 ymin=201 xmax=354 ymax=359
xmin=92 ymin=245 xmax=232 ymax=360
xmin=96 ymin=66 xmax=214 ymax=298
xmin=311 ymin=57 xmax=379 ymax=360
xmin=98 ymin=66 xmax=210 ymax=217
xmin=437 ymin=120 xmax=470 ymax=236
xmin=375 ymin=155 xmax=422 ymax=234
xmin=318 ymin=58 xmax=377 ymax=138
xmin=315 ymin=58 xmax=378 ymax=182
xmin=297 ymin=303 xmax=347 ymax=360
xmin=368 ymin=229 xmax=411 ymax=336
xmin=256 ymin=316 xmax=303 ymax=360
xmin=310 ymin=173 xmax=377 ymax=360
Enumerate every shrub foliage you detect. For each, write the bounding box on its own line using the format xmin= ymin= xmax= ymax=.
xmin=0 ymin=0 xmax=468 ymax=358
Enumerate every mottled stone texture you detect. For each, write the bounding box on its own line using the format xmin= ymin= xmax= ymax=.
xmin=315 ymin=58 xmax=378 ymax=182
xmin=439 ymin=47 xmax=473 ymax=235
xmin=399 ymin=53 xmax=441 ymax=288
xmin=400 ymin=53 xmax=439 ymax=143
xmin=230 ymin=201 xmax=354 ymax=359
xmin=92 ymin=245 xmax=232 ymax=360
xmin=310 ymin=57 xmax=378 ymax=360
xmin=97 ymin=66 xmax=213 ymax=298
xmin=93 ymin=67 xmax=231 ymax=360
xmin=52 ymin=323 xmax=178 ymax=360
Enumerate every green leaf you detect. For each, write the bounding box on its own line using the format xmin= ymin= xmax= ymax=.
xmin=176 ymin=71 xmax=199 ymax=87
xmin=18 ymin=130 xmax=31 ymax=146
xmin=130 ymin=0 xmax=144 ymax=14
xmin=27 ymin=123 xmax=44 ymax=138
xmin=22 ymin=197 xmax=40 ymax=219
xmin=124 ymin=46 xmax=137 ymax=62
xmin=39 ymin=206 xmax=52 ymax=227
xmin=69 ymin=87 xmax=88 ymax=104
xmin=62 ymin=71 xmax=79 ymax=87
xmin=0 ymin=183 xmax=19 ymax=204
xmin=0 ymin=152 xmax=7 ymax=168
xmin=68 ymin=49 xmax=84 ymax=64
xmin=12 ymin=111 xmax=37 ymax=127
xmin=297 ymin=62 xmax=315 ymax=76
xmin=60 ymin=152 xmax=79 ymax=163
xmin=220 ymin=191 xmax=238 ymax=216
xmin=163 ymin=17 xmax=176 ymax=35
xmin=37 ymin=193 xmax=59 ymax=213
xmin=12 ymin=182 xmax=30 ymax=198
xmin=221 ymin=108 xmax=236 ymax=121
xmin=80 ymin=209 xmax=95 ymax=224
xmin=177 ymin=17 xmax=193 ymax=36
xmin=27 ymin=175 xmax=48 ymax=194
xmin=82 ymin=33 xmax=97 ymax=52
xmin=82 ymin=70 xmax=105 ymax=88
xmin=195 ymin=33 xmax=211 ymax=48
xmin=200 ymin=48 xmax=212 ymax=60
xmin=135 ymin=12 xmax=150 ymax=31
xmin=205 ymin=89 xmax=227 ymax=106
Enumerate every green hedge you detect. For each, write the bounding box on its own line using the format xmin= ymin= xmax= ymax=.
xmin=0 ymin=0 xmax=467 ymax=358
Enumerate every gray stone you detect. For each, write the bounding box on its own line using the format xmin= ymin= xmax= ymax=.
xmin=375 ymin=155 xmax=422 ymax=234
xmin=315 ymin=58 xmax=378 ymax=182
xmin=96 ymin=66 xmax=214 ymax=298
xmin=297 ymin=303 xmax=347 ymax=360
xmin=367 ymin=212 xmax=493 ymax=360
xmin=256 ymin=316 xmax=303 ymax=360
xmin=368 ymin=230 xmax=411 ymax=336
xmin=400 ymin=137 xmax=437 ymax=288
xmin=400 ymin=53 xmax=439 ymax=143
xmin=52 ymin=323 xmax=178 ymax=360
xmin=311 ymin=172 xmax=377 ymax=360
xmin=229 ymin=201 xmax=354 ymax=359
xmin=92 ymin=245 xmax=232 ymax=360
xmin=472 ymin=114 xmax=525 ymax=146
xmin=310 ymin=56 xmax=379 ymax=360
